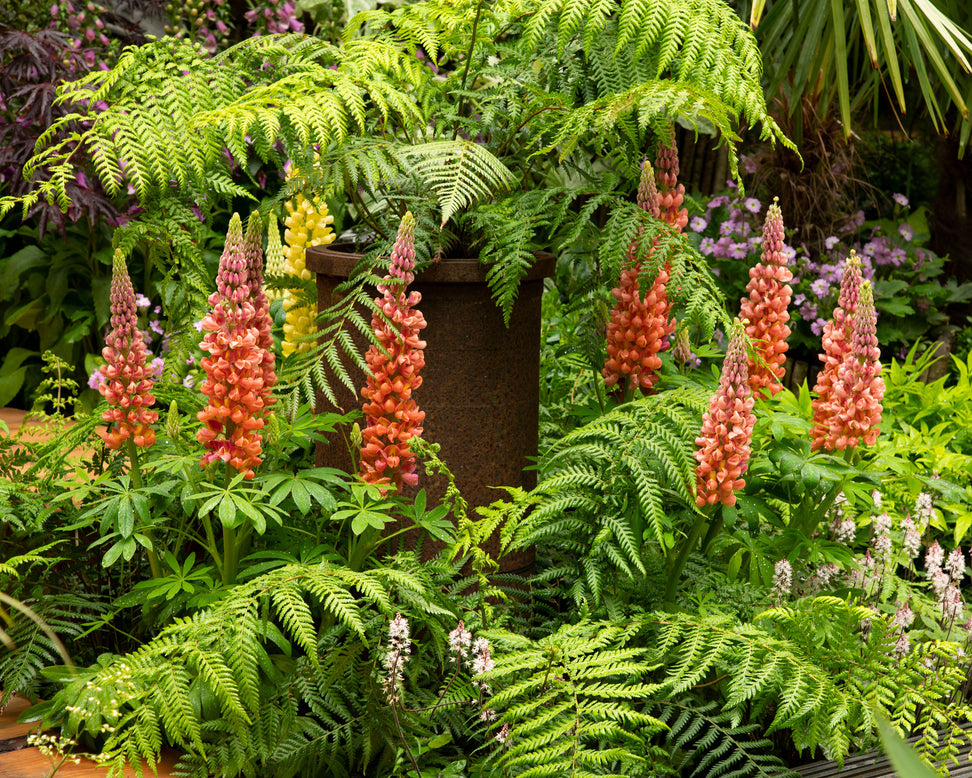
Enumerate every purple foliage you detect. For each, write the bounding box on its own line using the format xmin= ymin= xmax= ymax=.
xmin=0 ymin=27 xmax=121 ymax=235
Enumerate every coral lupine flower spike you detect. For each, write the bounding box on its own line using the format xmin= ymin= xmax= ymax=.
xmin=810 ymin=251 xmax=863 ymax=450
xmin=359 ymin=212 xmax=428 ymax=492
xmin=654 ymin=136 xmax=688 ymax=231
xmin=602 ymin=159 xmax=676 ymax=394
xmin=197 ymin=212 xmax=277 ymax=480
xmin=694 ymin=320 xmax=756 ymax=507
xmin=99 ymin=249 xmax=158 ymax=450
xmin=739 ymin=197 xmax=792 ymax=396
xmin=812 ymin=280 xmax=885 ymax=450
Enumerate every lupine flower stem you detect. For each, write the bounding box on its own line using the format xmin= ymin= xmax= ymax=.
xmin=124 ymin=437 xmax=162 ymax=579
xmin=200 ymin=512 xmax=223 ymax=581
xmin=694 ymin=321 xmax=756 ymax=508
xmin=665 ymin=510 xmax=711 ymax=603
xmin=125 ymin=439 xmax=143 ymax=490
xmin=602 ymin=159 xmax=675 ymax=395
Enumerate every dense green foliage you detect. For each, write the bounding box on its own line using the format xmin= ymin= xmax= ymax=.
xmin=3 ymin=0 xmax=972 ymax=776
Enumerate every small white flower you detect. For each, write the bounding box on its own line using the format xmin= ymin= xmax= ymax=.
xmin=946 ymin=547 xmax=966 ymax=584
xmin=901 ymin=517 xmax=922 ymax=558
xmin=893 ymin=602 xmax=914 ymax=628
xmin=931 ymin=568 xmax=950 ymax=599
xmin=926 ymin=540 xmax=944 ymax=576
xmin=772 ymin=559 xmax=792 ymax=598
xmin=941 ymin=584 xmax=963 ymax=620
xmin=833 ymin=518 xmax=857 ymax=544
xmin=448 ymin=621 xmax=472 ymax=661
xmin=893 ymin=634 xmax=911 ymax=658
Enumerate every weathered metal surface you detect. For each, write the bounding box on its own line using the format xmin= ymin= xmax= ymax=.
xmin=306 ymin=244 xmax=554 ymax=573
xmin=795 ymin=730 xmax=972 ymax=777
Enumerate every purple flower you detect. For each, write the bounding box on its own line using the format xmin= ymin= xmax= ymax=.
xmin=689 ymin=216 xmax=708 ymax=232
xmin=782 ymin=245 xmax=796 ymax=261
xmin=809 ymin=278 xmax=830 ymax=299
xmin=182 ymin=374 xmax=195 ymax=389
xmin=149 ymin=319 xmax=164 ymax=336
xmin=893 ymin=193 xmax=909 ymax=207
xmin=744 ymin=198 xmax=761 ymax=214
xmin=810 ymin=318 xmax=826 ymax=336
xmin=719 ymin=220 xmax=736 ymax=236
xmin=150 ymin=357 xmax=165 ymax=377
xmin=824 ymin=236 xmax=839 ymax=250
xmin=707 ymin=195 xmax=729 ymax=210
xmin=135 ymin=294 xmax=150 ymax=308
xmin=699 ymin=237 xmax=716 ymax=255
xmin=898 ymin=223 xmax=914 ymax=241
xmin=730 ymin=242 xmax=749 ymax=259
xmin=88 ymin=369 xmax=105 ymax=390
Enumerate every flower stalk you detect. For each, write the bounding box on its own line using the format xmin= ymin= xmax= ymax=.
xmin=99 ymin=249 xmax=158 ymax=452
xmin=197 ymin=212 xmax=277 ymax=483
xmin=359 ymin=212 xmax=427 ymax=492
xmin=694 ymin=320 xmax=756 ymax=508
xmin=739 ymin=197 xmax=792 ymax=396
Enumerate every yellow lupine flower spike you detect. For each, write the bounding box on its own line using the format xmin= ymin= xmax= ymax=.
xmin=281 ymin=194 xmax=336 ymax=355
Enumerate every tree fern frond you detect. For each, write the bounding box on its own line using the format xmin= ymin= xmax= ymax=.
xmin=400 ymin=141 xmax=515 ymax=227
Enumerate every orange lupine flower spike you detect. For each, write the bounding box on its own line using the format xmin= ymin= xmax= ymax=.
xmin=810 ymin=251 xmax=863 ymax=450
xmin=811 ymin=281 xmax=885 ymax=450
xmin=694 ymin=321 xmax=756 ymax=507
xmin=99 ymin=249 xmax=158 ymax=449
xmin=196 ymin=212 xmax=277 ymax=480
xmin=739 ymin=198 xmax=793 ymax=396
xmin=602 ymin=160 xmax=675 ymax=394
xmin=359 ymin=212 xmax=428 ymax=492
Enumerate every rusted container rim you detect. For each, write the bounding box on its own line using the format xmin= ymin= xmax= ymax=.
xmin=306 ymin=243 xmax=555 ymax=284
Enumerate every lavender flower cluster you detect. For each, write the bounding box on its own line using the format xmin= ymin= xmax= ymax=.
xmin=690 ymin=183 xmax=954 ymax=354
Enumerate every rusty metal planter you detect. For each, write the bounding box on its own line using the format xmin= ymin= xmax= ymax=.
xmin=305 ymin=244 xmax=555 ymax=574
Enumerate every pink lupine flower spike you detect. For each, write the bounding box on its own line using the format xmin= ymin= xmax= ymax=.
xmin=99 ymin=249 xmax=158 ymax=455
